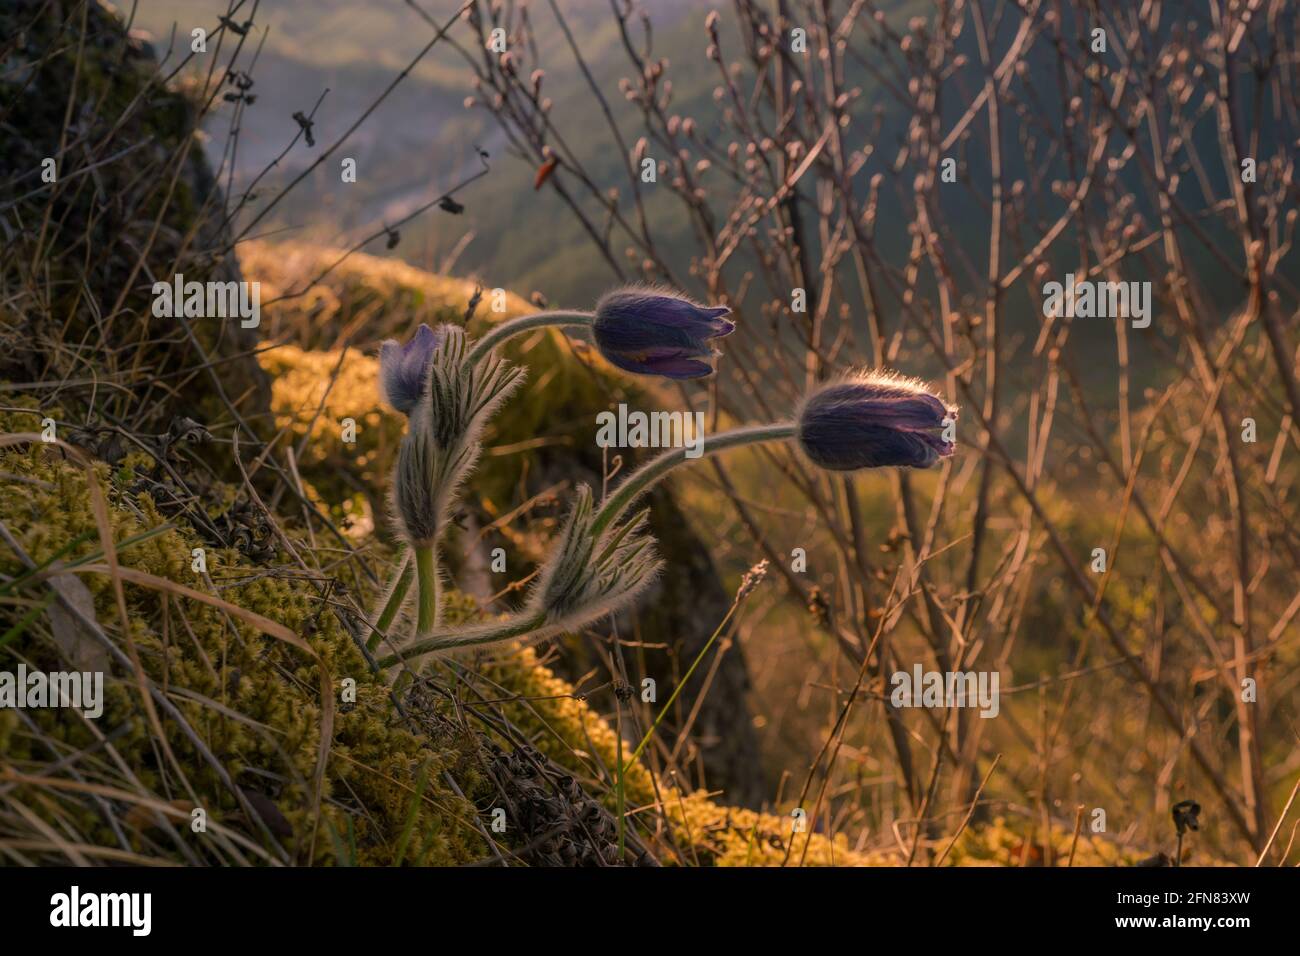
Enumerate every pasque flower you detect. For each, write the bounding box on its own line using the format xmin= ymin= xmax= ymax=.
xmin=378 ymin=323 xmax=450 ymax=415
xmin=376 ymin=364 xmax=955 ymax=668
xmin=592 ymin=288 xmax=735 ymax=379
xmin=376 ymin=297 xmax=952 ymax=670
xmin=796 ymin=371 xmax=956 ymax=470
xmin=387 ymin=325 xmax=524 ymax=643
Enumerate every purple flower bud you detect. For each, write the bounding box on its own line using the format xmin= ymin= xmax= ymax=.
xmin=378 ymin=324 xmax=449 ymax=415
xmin=796 ymin=371 xmax=957 ymax=470
xmin=592 ymin=288 xmax=735 ymax=379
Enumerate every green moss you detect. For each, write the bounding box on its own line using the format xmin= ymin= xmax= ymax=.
xmin=0 ymin=407 xmax=486 ymax=865
xmin=476 ymin=644 xmax=878 ymax=866
xmin=240 ymin=241 xmax=536 ymax=352
xmin=944 ymin=815 xmax=1144 ymax=867
xmin=0 ymin=409 xmax=874 ymax=866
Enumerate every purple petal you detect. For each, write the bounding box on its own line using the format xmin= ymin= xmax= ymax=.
xmin=403 ymin=323 xmax=439 ymax=358
xmin=640 ymin=355 xmax=718 ymax=379
xmin=602 ymin=344 xmax=718 ymax=379
xmin=814 ymin=382 xmax=950 ymax=432
xmin=378 ymin=323 xmax=444 ymax=415
xmin=596 ymin=291 xmax=734 ymax=339
xmin=799 ymin=422 xmax=942 ymax=470
xmin=796 ymin=373 xmax=956 ymax=471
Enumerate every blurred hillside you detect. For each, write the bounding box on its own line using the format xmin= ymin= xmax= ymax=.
xmin=123 ymin=0 xmax=1284 ymax=402
xmin=127 ymin=0 xmax=724 ymax=304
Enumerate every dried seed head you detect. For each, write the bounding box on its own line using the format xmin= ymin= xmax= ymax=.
xmin=736 ymin=559 xmax=769 ymax=602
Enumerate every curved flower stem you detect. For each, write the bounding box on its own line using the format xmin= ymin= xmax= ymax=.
xmin=367 ymin=549 xmax=413 ymax=651
xmin=377 ymin=611 xmax=547 ymax=669
xmin=590 ymin=422 xmax=798 ymax=538
xmin=465 ymin=310 xmax=594 ymax=365
xmin=377 ymin=422 xmax=795 ymax=670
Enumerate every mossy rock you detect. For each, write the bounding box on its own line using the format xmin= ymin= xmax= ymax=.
xmin=0 ymin=0 xmax=270 ymax=442
xmin=240 ymin=239 xmax=535 ymax=352
xmin=0 ymin=404 xmax=485 ymax=865
xmin=0 ymin=399 xmax=854 ymax=865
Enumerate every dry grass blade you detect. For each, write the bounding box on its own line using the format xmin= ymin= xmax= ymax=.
xmin=63 ymin=560 xmax=336 ymax=832
xmin=0 ymin=431 xmax=188 ymax=825
xmin=1 ymin=432 xmax=334 ymax=854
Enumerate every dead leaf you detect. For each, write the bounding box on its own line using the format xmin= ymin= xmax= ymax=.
xmin=46 ymin=570 xmax=111 ymax=672
xmin=534 ymin=156 xmax=559 ymax=189
xmin=240 ymin=788 xmax=293 ymax=839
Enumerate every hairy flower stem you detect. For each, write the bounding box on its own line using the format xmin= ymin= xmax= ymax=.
xmin=375 ymin=424 xmax=793 ymax=671
xmin=465 ymin=310 xmax=594 ymax=365
xmin=376 ymin=611 xmax=547 ymax=669
xmin=414 ymin=545 xmax=441 ymax=638
xmin=367 ymin=549 xmax=413 ymax=651
xmin=591 ymin=422 xmax=798 ymax=538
